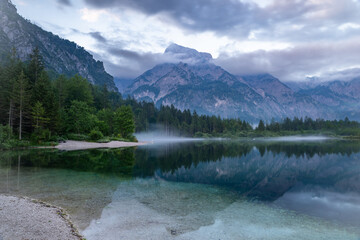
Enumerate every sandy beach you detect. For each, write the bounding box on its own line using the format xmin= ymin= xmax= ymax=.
xmin=0 ymin=195 xmax=82 ymax=240
xmin=55 ymin=140 xmax=147 ymax=151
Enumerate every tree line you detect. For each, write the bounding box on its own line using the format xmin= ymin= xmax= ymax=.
xmin=0 ymin=48 xmax=359 ymax=147
xmin=256 ymin=117 xmax=360 ymax=136
xmin=0 ymin=48 xmax=135 ymax=144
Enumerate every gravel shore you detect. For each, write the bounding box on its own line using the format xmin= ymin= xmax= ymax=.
xmin=0 ymin=195 xmax=82 ymax=240
xmin=56 ymin=140 xmax=147 ymax=151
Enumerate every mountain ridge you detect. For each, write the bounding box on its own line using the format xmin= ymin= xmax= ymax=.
xmin=0 ymin=0 xmax=117 ymax=90
xmin=125 ymin=44 xmax=359 ymax=121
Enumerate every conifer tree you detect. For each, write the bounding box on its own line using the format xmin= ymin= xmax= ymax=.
xmin=12 ymin=70 xmax=30 ymax=140
xmin=31 ymin=101 xmax=49 ymax=130
xmin=27 ymin=47 xmax=44 ymax=85
xmin=256 ymin=120 xmax=265 ymax=132
xmin=114 ymin=105 xmax=135 ymax=138
xmin=0 ymin=48 xmax=22 ymax=129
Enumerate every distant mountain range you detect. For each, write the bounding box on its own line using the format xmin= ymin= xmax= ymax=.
xmin=0 ymin=0 xmax=117 ymax=90
xmin=125 ymin=44 xmax=358 ymax=121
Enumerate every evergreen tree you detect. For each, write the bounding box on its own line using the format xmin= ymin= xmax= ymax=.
xmin=66 ymin=101 xmax=97 ymax=134
xmin=65 ymin=75 xmax=93 ymax=107
xmin=114 ymin=105 xmax=135 ymax=138
xmin=0 ymin=48 xmax=22 ymax=129
xmin=256 ymin=120 xmax=265 ymax=132
xmin=27 ymin=47 xmax=44 ymax=85
xmin=31 ymin=101 xmax=49 ymax=129
xmin=12 ymin=71 xmax=30 ymax=140
xmin=53 ymin=75 xmax=68 ymax=109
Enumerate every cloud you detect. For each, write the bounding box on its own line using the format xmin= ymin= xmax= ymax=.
xmin=214 ymin=38 xmax=360 ymax=82
xmin=61 ymin=0 xmax=360 ymax=82
xmin=101 ymin=47 xmax=177 ymax=78
xmin=57 ymin=0 xmax=71 ymax=6
xmin=89 ymin=32 xmax=107 ymax=43
xmin=82 ymin=0 xmax=263 ymax=37
xmin=80 ymin=8 xmax=107 ymax=22
xmin=96 ymin=38 xmax=360 ymax=82
xmin=80 ymin=0 xmax=360 ymax=41
xmin=313 ymin=68 xmax=360 ymax=82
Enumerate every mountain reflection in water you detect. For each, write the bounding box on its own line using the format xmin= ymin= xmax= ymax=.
xmin=1 ymin=139 xmax=360 ymax=233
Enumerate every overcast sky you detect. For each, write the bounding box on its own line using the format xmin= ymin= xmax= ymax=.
xmin=12 ymin=0 xmax=360 ymax=81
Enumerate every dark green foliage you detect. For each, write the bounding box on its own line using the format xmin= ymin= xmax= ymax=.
xmin=12 ymin=70 xmax=31 ymax=139
xmin=97 ymin=108 xmax=114 ymax=136
xmin=0 ymin=125 xmax=12 ymax=143
xmin=31 ymin=128 xmax=51 ymax=143
xmin=64 ymin=75 xmax=93 ymax=107
xmin=256 ymin=120 xmax=265 ymax=132
xmin=31 ymin=101 xmax=49 ymax=129
xmin=114 ymin=105 xmax=135 ymax=138
xmin=125 ymin=101 xmax=253 ymax=137
xmin=27 ymin=47 xmax=44 ymax=85
xmin=89 ymin=129 xmax=104 ymax=141
xmin=2 ymin=148 xmax=136 ymax=178
xmin=265 ymin=116 xmax=360 ymax=136
xmin=66 ymin=100 xmax=97 ymax=134
xmin=67 ymin=133 xmax=90 ymax=141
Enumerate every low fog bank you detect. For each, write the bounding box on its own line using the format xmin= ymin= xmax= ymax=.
xmin=262 ymin=136 xmax=335 ymax=142
xmin=135 ymin=131 xmax=203 ymax=143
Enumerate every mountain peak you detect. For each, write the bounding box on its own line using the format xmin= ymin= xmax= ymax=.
xmin=164 ymin=43 xmax=212 ymax=64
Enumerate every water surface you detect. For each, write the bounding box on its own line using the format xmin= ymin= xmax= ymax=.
xmin=0 ymin=139 xmax=360 ymax=239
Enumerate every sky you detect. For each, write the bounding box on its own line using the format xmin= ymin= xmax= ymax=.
xmin=12 ymin=0 xmax=360 ymax=81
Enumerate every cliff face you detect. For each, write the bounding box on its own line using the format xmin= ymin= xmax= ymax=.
xmin=0 ymin=0 xmax=117 ymax=90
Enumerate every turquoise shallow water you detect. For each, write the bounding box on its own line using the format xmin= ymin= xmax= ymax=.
xmin=0 ymin=139 xmax=360 ymax=239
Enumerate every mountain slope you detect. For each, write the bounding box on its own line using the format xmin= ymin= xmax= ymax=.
xmin=126 ymin=59 xmax=278 ymax=121
xmin=0 ymin=0 xmax=117 ymax=90
xmin=241 ymin=74 xmax=332 ymax=119
xmin=125 ymin=45 xmax=330 ymax=121
xmin=298 ymin=78 xmax=360 ymax=119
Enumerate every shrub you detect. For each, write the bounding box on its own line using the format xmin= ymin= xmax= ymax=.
xmin=0 ymin=125 xmax=12 ymax=143
xmin=67 ymin=133 xmax=90 ymax=141
xmin=127 ymin=135 xmax=138 ymax=142
xmin=31 ymin=128 xmax=51 ymax=144
xmin=89 ymin=129 xmax=104 ymax=141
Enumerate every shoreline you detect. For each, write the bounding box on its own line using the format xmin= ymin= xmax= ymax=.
xmin=53 ymin=140 xmax=147 ymax=151
xmin=0 ymin=195 xmax=83 ymax=240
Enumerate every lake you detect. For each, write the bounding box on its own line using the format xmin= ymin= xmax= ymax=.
xmin=1 ymin=138 xmax=360 ymax=239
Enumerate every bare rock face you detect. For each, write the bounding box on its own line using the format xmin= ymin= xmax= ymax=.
xmin=125 ymin=45 xmax=332 ymax=121
xmin=298 ymin=78 xmax=360 ymax=120
xmin=0 ymin=0 xmax=117 ymax=91
xmin=126 ymin=43 xmax=360 ymax=121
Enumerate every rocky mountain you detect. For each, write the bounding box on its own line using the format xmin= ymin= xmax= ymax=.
xmin=0 ymin=0 xmax=117 ymax=90
xmin=298 ymin=78 xmax=360 ymax=120
xmin=241 ymin=74 xmax=333 ymax=119
xmin=125 ymin=44 xmax=331 ymax=121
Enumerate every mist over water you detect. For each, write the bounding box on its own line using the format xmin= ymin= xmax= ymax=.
xmin=262 ymin=136 xmax=334 ymax=142
xmin=135 ymin=131 xmax=203 ymax=143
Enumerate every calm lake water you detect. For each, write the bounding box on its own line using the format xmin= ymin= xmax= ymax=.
xmin=1 ymin=138 xmax=360 ymax=239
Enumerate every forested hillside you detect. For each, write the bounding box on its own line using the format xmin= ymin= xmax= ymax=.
xmin=0 ymin=0 xmax=116 ymax=90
